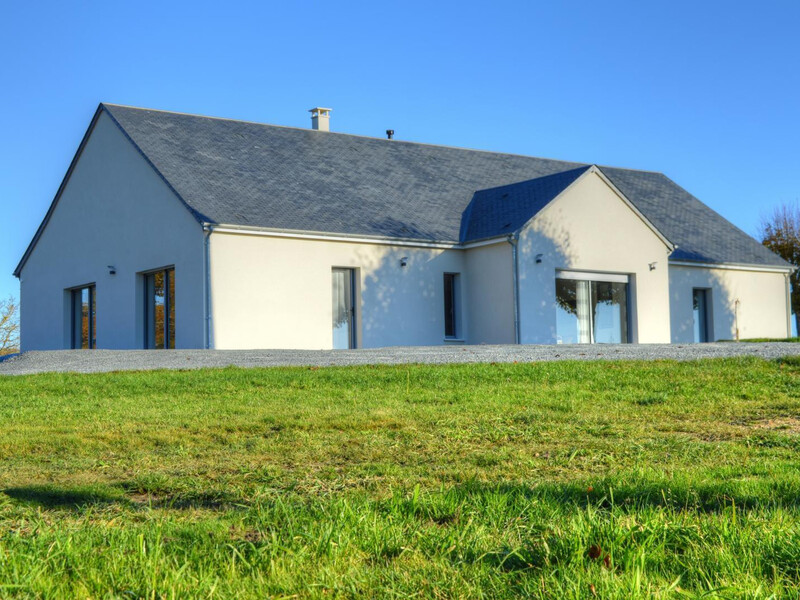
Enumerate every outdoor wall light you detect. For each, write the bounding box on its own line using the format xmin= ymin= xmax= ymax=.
xmin=400 ymin=257 xmax=408 ymax=267
xmin=649 ymin=262 xmax=657 ymax=271
xmin=108 ymin=265 xmax=117 ymax=275
xmin=535 ymin=254 xmax=543 ymax=264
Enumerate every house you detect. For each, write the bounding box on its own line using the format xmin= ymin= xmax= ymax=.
xmin=14 ymin=104 xmax=793 ymax=351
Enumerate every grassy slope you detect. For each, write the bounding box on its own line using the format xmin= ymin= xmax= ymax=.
xmin=1 ymin=358 xmax=800 ymax=598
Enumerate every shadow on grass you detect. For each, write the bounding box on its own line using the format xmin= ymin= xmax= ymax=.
xmin=383 ymin=479 xmax=800 ymax=576
xmin=386 ymin=476 xmax=800 ymax=526
xmin=521 ymin=478 xmax=800 ymax=512
xmin=2 ymin=485 xmax=124 ymax=509
xmin=2 ymin=483 xmax=242 ymax=511
xmin=6 ymin=473 xmax=800 ymax=516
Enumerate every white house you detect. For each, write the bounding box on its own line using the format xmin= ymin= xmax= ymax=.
xmin=14 ymin=104 xmax=793 ymax=351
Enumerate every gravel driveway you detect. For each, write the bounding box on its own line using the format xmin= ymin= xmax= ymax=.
xmin=2 ymin=343 xmax=800 ymax=376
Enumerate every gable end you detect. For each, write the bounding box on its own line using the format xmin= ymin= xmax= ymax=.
xmin=13 ymin=104 xmax=208 ymax=278
xmin=518 ymin=166 xmax=676 ymax=251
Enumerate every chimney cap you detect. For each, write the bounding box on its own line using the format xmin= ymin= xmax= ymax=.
xmin=309 ymin=107 xmax=332 ymax=131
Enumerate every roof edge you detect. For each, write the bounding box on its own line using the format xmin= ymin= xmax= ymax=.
xmin=509 ymin=165 xmax=676 ymax=251
xmin=13 ymin=104 xmax=212 ymax=279
xmin=209 ymin=223 xmax=462 ymax=248
xmin=14 ymin=105 xmax=105 ymax=278
xmin=460 ymin=165 xmax=592 ymax=244
xmin=101 ymin=104 xmax=211 ymax=225
xmin=591 ymin=166 xmax=676 ymax=251
xmin=648 ymin=170 xmax=793 ymax=270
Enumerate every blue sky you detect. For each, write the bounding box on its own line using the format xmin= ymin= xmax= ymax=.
xmin=1 ymin=0 xmax=798 ymax=302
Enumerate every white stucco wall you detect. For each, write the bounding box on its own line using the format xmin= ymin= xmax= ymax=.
xmin=208 ymin=232 xmax=469 ymax=349
xmin=18 ymin=111 xmax=206 ymax=351
xmin=516 ymin=170 xmax=673 ymax=344
xmin=669 ymin=264 xmax=790 ymax=342
xmin=464 ymin=242 xmax=515 ymax=344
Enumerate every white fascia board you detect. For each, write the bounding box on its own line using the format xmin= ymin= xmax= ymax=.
xmin=668 ymin=259 xmax=795 ymax=274
xmin=208 ymin=224 xmax=461 ymax=249
xmin=461 ymin=237 xmax=511 ymax=249
xmin=207 ymin=223 xmax=510 ymax=250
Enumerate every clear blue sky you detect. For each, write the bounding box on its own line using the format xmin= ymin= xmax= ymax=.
xmin=1 ymin=0 xmax=799 ymax=302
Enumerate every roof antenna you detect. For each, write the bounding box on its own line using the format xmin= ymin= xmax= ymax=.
xmin=386 ymin=129 xmax=394 ymax=140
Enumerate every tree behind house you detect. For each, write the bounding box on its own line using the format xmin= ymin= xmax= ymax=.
xmin=0 ymin=296 xmax=20 ymax=356
xmin=759 ymin=202 xmax=800 ymax=334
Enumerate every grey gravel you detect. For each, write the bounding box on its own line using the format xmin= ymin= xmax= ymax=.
xmin=1 ymin=343 xmax=800 ymax=376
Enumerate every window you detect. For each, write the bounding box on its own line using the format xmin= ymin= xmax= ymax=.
xmin=443 ymin=273 xmax=460 ymax=339
xmin=555 ymin=273 xmax=629 ymax=344
xmin=144 ymin=268 xmax=175 ymax=349
xmin=332 ymin=268 xmax=356 ymax=349
xmin=693 ymin=288 xmax=711 ymax=343
xmin=71 ymin=285 xmax=96 ymax=349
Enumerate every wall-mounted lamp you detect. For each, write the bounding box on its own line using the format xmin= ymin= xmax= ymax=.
xmin=107 ymin=265 xmax=117 ymax=276
xmin=649 ymin=262 xmax=657 ymax=271
xmin=535 ymin=254 xmax=543 ymax=264
xmin=399 ymin=257 xmax=408 ymax=268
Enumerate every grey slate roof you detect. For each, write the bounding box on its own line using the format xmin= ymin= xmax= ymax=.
xmin=461 ymin=166 xmax=591 ymax=242
xmin=599 ymin=167 xmax=790 ymax=266
xmin=97 ymin=104 xmax=789 ymax=268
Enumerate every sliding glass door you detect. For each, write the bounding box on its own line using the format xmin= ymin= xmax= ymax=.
xmin=555 ymin=274 xmax=629 ymax=344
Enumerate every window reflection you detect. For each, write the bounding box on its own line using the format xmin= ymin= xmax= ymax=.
xmin=71 ymin=285 xmax=96 ymax=349
xmin=145 ymin=268 xmax=175 ymax=349
xmin=556 ymin=278 xmax=628 ymax=344
xmin=332 ymin=268 xmax=354 ymax=349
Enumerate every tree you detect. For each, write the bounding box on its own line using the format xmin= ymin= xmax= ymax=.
xmin=759 ymin=202 xmax=800 ymax=335
xmin=0 ymin=296 xmax=20 ymax=356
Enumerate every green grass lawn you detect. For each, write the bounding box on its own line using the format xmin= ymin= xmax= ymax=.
xmin=2 ymin=358 xmax=800 ymax=598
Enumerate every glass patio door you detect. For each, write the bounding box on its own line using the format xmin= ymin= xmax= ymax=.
xmin=332 ymin=268 xmax=356 ymax=349
xmin=555 ymin=273 xmax=629 ymax=344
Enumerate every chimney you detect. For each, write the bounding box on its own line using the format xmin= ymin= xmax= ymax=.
xmin=386 ymin=129 xmax=394 ymax=140
xmin=309 ymin=107 xmax=332 ymax=131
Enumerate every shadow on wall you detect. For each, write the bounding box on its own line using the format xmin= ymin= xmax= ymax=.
xmin=351 ymin=216 xmax=579 ymax=348
xmin=349 ymin=213 xmax=745 ymax=347
xmin=669 ymin=268 xmax=737 ymax=342
xmin=355 ymin=245 xmax=457 ymax=347
xmin=516 ymin=218 xmax=575 ymax=344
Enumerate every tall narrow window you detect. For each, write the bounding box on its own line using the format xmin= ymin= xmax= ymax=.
xmin=332 ymin=268 xmax=356 ymax=349
xmin=144 ymin=268 xmax=175 ymax=349
xmin=555 ymin=273 xmax=629 ymax=344
xmin=693 ymin=288 xmax=711 ymax=343
xmin=71 ymin=285 xmax=96 ymax=349
xmin=443 ymin=273 xmax=460 ymax=339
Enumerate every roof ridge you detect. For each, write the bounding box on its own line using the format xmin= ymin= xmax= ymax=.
xmin=101 ymin=103 xmax=595 ymax=167
xmin=473 ymin=165 xmax=592 ymax=194
xmin=596 ymin=163 xmax=665 ymax=176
